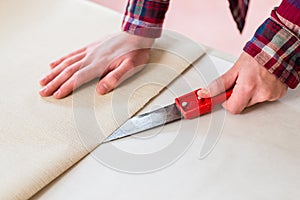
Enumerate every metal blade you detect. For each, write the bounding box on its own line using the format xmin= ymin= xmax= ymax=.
xmin=102 ymin=103 xmax=182 ymax=143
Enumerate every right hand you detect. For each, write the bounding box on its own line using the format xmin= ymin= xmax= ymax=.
xmin=39 ymin=32 xmax=154 ymax=99
xmin=197 ymin=52 xmax=288 ymax=114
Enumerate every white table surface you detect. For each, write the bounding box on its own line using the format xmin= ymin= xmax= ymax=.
xmin=33 ymin=53 xmax=300 ymax=200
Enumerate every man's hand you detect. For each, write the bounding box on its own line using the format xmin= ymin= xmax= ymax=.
xmin=39 ymin=33 xmax=154 ymax=99
xmin=198 ymin=52 xmax=288 ymax=114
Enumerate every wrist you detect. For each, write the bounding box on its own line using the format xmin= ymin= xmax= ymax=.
xmin=123 ymin=32 xmax=155 ymax=49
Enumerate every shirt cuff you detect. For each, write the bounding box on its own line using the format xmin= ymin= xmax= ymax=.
xmin=243 ymin=17 xmax=300 ymax=89
xmin=122 ymin=0 xmax=170 ymax=38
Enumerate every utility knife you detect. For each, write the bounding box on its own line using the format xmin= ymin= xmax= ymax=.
xmin=102 ymin=88 xmax=233 ymax=143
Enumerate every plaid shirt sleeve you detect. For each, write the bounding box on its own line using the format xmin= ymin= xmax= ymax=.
xmin=228 ymin=0 xmax=250 ymax=33
xmin=122 ymin=0 xmax=250 ymax=37
xmin=122 ymin=0 xmax=170 ymax=38
xmin=243 ymin=0 xmax=300 ymax=89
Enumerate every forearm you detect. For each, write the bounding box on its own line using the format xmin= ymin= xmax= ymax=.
xmin=243 ymin=0 xmax=300 ymax=89
xmin=122 ymin=0 xmax=170 ymax=38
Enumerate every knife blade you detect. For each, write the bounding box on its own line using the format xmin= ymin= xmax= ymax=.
xmin=102 ymin=88 xmax=233 ymax=143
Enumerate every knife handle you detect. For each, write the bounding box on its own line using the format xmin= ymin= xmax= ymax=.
xmin=175 ymin=88 xmax=233 ymax=119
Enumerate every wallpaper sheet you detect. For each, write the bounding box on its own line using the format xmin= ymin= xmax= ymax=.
xmin=0 ymin=0 xmax=205 ymax=199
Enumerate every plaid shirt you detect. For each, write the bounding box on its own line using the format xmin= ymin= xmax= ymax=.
xmin=122 ymin=0 xmax=300 ymax=89
xmin=122 ymin=0 xmax=170 ymax=38
xmin=244 ymin=0 xmax=300 ymax=89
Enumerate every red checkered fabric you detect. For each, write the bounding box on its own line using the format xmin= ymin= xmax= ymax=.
xmin=244 ymin=0 xmax=300 ymax=88
xmin=122 ymin=0 xmax=300 ymax=89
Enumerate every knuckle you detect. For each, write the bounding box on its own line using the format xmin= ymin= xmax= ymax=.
xmin=111 ymin=71 xmax=122 ymax=82
xmin=260 ymin=88 xmax=282 ymax=102
xmin=262 ymin=90 xmax=273 ymax=101
xmin=62 ymin=57 xmax=75 ymax=66
xmin=239 ymin=85 xmax=254 ymax=94
xmin=64 ymin=58 xmax=73 ymax=65
xmin=72 ymin=71 xmax=81 ymax=82
xmin=64 ymin=67 xmax=75 ymax=76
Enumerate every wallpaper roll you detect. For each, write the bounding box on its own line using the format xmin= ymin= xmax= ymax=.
xmin=0 ymin=0 xmax=205 ymax=199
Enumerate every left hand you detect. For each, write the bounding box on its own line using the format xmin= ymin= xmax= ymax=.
xmin=197 ymin=52 xmax=288 ymax=114
xmin=39 ymin=32 xmax=154 ymax=99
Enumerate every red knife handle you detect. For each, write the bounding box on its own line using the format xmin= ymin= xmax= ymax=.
xmin=175 ymin=88 xmax=233 ymax=119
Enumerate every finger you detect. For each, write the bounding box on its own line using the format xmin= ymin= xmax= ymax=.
xmin=222 ymin=84 xmax=253 ymax=114
xmin=197 ymin=67 xmax=238 ymax=98
xmin=40 ymin=52 xmax=86 ymax=86
xmin=39 ymin=62 xmax=83 ymax=97
xmin=52 ymin=63 xmax=107 ymax=99
xmin=49 ymin=47 xmax=86 ymax=69
xmin=96 ymin=59 xmax=143 ymax=95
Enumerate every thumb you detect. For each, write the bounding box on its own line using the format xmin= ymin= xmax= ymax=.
xmin=96 ymin=59 xmax=144 ymax=95
xmin=197 ymin=67 xmax=237 ymax=98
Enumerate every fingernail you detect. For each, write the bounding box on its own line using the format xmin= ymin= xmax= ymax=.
xmin=39 ymin=87 xmax=48 ymax=96
xmin=39 ymin=77 xmax=46 ymax=84
xmin=98 ymin=83 xmax=108 ymax=95
xmin=50 ymin=61 xmax=56 ymax=67
xmin=53 ymin=89 xmax=61 ymax=98
xmin=201 ymin=88 xmax=209 ymax=94
xmin=197 ymin=88 xmax=209 ymax=97
xmin=40 ymin=86 xmax=47 ymax=93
